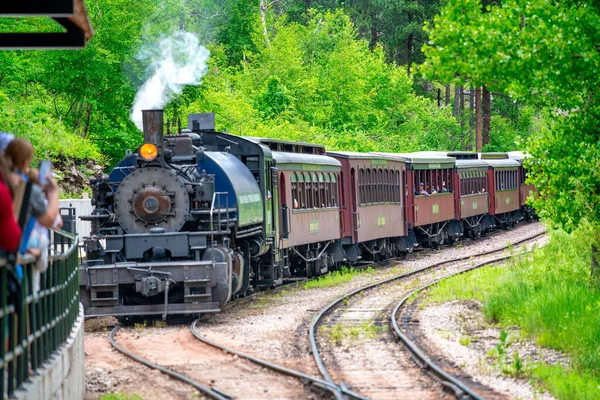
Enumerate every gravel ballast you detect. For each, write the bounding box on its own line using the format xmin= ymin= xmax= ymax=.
xmin=84 ymin=222 xmax=545 ymax=399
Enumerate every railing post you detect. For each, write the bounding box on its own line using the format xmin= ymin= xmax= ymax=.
xmin=16 ymin=263 xmax=31 ymax=387
xmin=1 ymin=265 xmax=5 ymax=400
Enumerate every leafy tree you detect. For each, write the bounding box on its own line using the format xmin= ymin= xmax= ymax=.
xmin=421 ymin=0 xmax=600 ymax=233
xmin=216 ymin=0 xmax=260 ymax=65
xmin=182 ymin=10 xmax=461 ymax=152
xmin=288 ymin=0 xmax=442 ymax=69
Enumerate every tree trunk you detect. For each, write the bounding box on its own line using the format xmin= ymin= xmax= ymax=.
xmin=304 ymin=0 xmax=311 ymax=9
xmin=476 ymin=87 xmax=483 ymax=152
xmin=406 ymin=32 xmax=413 ymax=74
xmin=445 ymin=85 xmax=451 ymax=106
xmin=406 ymin=12 xmax=413 ymax=73
xmin=459 ymin=85 xmax=465 ymax=131
xmin=469 ymin=86 xmax=475 ymax=129
xmin=369 ymin=10 xmax=378 ymax=51
xmin=370 ymin=26 xmax=378 ymax=50
xmin=437 ymin=88 xmax=441 ymax=107
xmin=482 ymin=86 xmax=491 ymax=145
xmin=259 ymin=0 xmax=269 ymax=44
xmin=592 ymin=245 xmax=599 ymax=285
xmin=82 ymin=103 xmax=92 ymax=139
xmin=469 ymin=86 xmax=475 ymax=150
xmin=453 ymin=85 xmax=460 ymax=117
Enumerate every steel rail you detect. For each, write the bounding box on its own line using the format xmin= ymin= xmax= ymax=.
xmin=190 ymin=320 xmax=369 ymax=400
xmin=309 ymin=231 xmax=545 ymax=398
xmin=109 ymin=325 xmax=232 ymax=400
xmin=210 ymin=223 xmax=522 ymax=313
xmin=391 ymin=252 xmax=532 ymax=400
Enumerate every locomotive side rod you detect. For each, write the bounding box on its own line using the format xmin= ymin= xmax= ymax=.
xmin=309 ymin=230 xmax=546 ymax=399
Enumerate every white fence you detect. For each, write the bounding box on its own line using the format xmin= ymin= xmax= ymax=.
xmin=59 ymin=199 xmax=93 ymax=240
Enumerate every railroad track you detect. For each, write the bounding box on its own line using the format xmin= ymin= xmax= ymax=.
xmin=223 ymin=223 xmax=535 ymax=313
xmin=309 ymin=231 xmax=546 ymax=400
xmin=107 ymin=228 xmax=544 ymax=400
xmin=109 ymin=325 xmax=233 ymax=400
xmin=390 ymin=255 xmax=526 ymax=400
xmin=110 ymin=319 xmax=368 ymax=400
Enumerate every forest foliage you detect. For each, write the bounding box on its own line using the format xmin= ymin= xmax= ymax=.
xmin=0 ymin=0 xmax=536 ymax=168
xmin=422 ymin=0 xmax=600 ymax=232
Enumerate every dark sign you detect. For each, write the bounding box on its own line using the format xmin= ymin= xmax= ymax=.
xmin=0 ymin=0 xmax=74 ymax=15
xmin=0 ymin=1 xmax=92 ymax=49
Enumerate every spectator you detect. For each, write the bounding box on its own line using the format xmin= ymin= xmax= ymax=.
xmin=0 ymin=153 xmax=21 ymax=253
xmin=4 ymin=138 xmax=61 ymax=229
xmin=442 ymin=181 xmax=448 ymax=193
xmin=419 ymin=183 xmax=430 ymax=197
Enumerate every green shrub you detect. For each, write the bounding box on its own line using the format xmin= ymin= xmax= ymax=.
xmin=426 ymin=221 xmax=600 ymax=399
xmin=0 ymin=87 xmax=101 ymax=162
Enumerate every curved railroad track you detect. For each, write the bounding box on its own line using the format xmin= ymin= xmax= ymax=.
xmin=309 ymin=231 xmax=545 ymax=400
xmin=109 ymin=325 xmax=232 ymax=400
xmin=222 ymin=224 xmax=536 ymax=312
xmin=390 ymin=254 xmax=526 ymax=400
xmin=105 ymin=227 xmax=544 ymax=400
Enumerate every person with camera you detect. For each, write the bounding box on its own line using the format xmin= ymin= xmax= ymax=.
xmin=4 ymin=138 xmax=62 ymax=230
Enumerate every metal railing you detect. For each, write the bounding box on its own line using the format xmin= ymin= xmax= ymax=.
xmin=1 ymin=229 xmax=79 ymax=400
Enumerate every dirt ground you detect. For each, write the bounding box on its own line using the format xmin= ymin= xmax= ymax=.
xmin=416 ymin=300 xmax=565 ymax=400
xmin=85 ymin=323 xmax=199 ymax=399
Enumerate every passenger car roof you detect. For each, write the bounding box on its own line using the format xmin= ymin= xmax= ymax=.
xmin=483 ymin=158 xmax=521 ymax=168
xmin=455 ymin=159 xmax=490 ymax=170
xmin=272 ymin=151 xmax=341 ymax=171
xmin=326 ymin=151 xmax=408 ymax=162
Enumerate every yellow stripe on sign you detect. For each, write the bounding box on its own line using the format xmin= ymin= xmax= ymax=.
xmin=432 ymin=203 xmax=439 ymax=215
xmin=377 ymin=216 xmax=386 ymax=227
xmin=472 ymin=201 xmax=478 ymax=210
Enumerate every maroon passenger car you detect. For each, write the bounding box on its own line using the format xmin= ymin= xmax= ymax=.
xmin=480 ymin=153 xmax=522 ymax=227
xmin=275 ymin=150 xmax=342 ymax=277
xmin=508 ymin=151 xmax=537 ymax=221
xmin=327 ymin=152 xmax=412 ymax=262
xmin=377 ymin=152 xmax=458 ymax=247
xmin=447 ymin=152 xmax=493 ymax=237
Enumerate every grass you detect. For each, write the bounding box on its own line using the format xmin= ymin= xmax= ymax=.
xmin=152 ymin=320 xmax=167 ymax=329
xmin=424 ymin=221 xmax=600 ymax=400
xmin=133 ymin=321 xmax=147 ymax=333
xmin=325 ymin=318 xmax=386 ymax=345
xmin=302 ymin=266 xmax=374 ymax=289
xmin=99 ymin=394 xmax=143 ymax=400
xmin=248 ymin=286 xmax=301 ymax=310
xmin=531 ymin=364 xmax=600 ymax=400
xmin=459 ymin=336 xmax=471 ymax=347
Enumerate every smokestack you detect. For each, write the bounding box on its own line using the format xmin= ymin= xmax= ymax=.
xmin=142 ymin=109 xmax=164 ymax=151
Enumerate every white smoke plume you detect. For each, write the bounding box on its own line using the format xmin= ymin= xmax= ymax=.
xmin=130 ymin=31 xmax=210 ymax=130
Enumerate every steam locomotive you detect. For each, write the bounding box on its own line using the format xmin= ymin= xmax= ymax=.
xmin=79 ymin=110 xmax=535 ymax=318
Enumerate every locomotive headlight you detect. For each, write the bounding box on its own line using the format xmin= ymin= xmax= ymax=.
xmin=140 ymin=143 xmax=158 ymax=161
